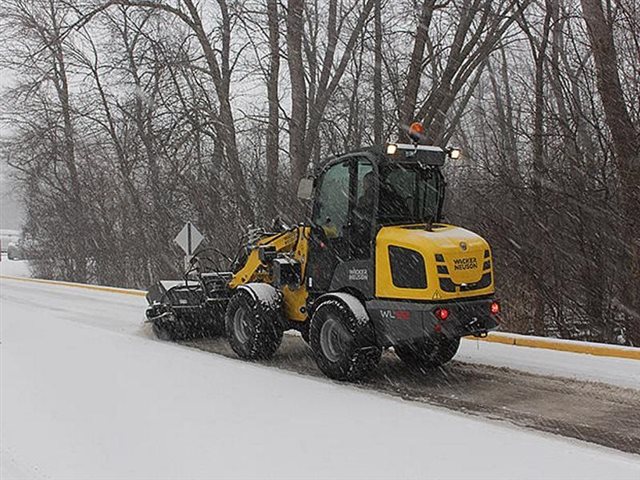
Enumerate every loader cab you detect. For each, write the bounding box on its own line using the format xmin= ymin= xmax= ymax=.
xmin=305 ymin=145 xmax=448 ymax=297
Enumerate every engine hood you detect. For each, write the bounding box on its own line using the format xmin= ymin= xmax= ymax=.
xmin=375 ymin=223 xmax=494 ymax=301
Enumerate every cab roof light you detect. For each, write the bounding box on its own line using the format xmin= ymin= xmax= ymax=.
xmin=386 ymin=143 xmax=398 ymax=155
xmin=408 ymin=122 xmax=426 ymax=143
xmin=448 ymin=147 xmax=461 ymax=159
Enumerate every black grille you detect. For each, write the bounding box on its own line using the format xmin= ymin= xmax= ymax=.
xmin=460 ymin=273 xmax=492 ymax=291
xmin=439 ymin=277 xmax=456 ymax=292
xmin=440 ymin=273 xmax=492 ymax=293
xmin=389 ymin=246 xmax=427 ymax=289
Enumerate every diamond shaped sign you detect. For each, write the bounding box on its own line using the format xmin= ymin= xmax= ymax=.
xmin=174 ymin=222 xmax=204 ymax=256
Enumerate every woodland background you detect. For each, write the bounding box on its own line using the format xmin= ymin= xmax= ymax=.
xmin=1 ymin=0 xmax=638 ymax=344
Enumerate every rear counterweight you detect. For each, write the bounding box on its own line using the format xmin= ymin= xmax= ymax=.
xmin=365 ymin=298 xmax=499 ymax=347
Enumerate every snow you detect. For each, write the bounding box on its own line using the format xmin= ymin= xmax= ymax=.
xmin=331 ymin=291 xmax=370 ymax=324
xmin=2 ymin=256 xmax=639 ymax=392
xmin=490 ymin=330 xmax=639 ymax=354
xmin=2 ymin=276 xmax=640 ymax=479
xmin=242 ymin=282 xmax=282 ymax=308
xmin=0 ymin=254 xmax=30 ymax=277
xmin=459 ymin=337 xmax=640 ymax=390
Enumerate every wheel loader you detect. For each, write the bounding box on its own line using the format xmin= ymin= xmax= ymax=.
xmin=146 ymin=127 xmax=500 ymax=381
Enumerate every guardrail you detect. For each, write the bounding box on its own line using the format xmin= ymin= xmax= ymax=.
xmin=1 ymin=274 xmax=638 ymax=361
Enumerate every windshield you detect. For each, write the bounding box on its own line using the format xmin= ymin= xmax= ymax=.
xmin=376 ymin=163 xmax=443 ymax=225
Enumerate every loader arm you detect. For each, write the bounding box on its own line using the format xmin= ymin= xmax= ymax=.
xmin=229 ymin=226 xmax=311 ymax=322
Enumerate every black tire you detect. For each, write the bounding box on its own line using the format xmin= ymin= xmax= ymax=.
xmin=300 ymin=323 xmax=310 ymax=344
xmin=225 ymin=290 xmax=283 ymax=360
xmin=309 ymin=297 xmax=381 ymax=381
xmin=394 ymin=336 xmax=460 ymax=371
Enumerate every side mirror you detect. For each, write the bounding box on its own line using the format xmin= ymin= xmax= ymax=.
xmin=297 ymin=177 xmax=314 ymax=201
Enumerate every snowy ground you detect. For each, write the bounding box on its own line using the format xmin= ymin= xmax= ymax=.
xmin=1 ymin=279 xmax=639 ymax=479
xmin=0 ymin=254 xmax=30 ymax=277
xmin=2 ymin=255 xmax=638 ymax=390
xmin=457 ymin=336 xmax=640 ymax=390
xmin=2 ymin=257 xmax=640 ymax=478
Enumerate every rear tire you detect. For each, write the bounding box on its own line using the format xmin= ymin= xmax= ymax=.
xmin=225 ymin=290 xmax=283 ymax=360
xmin=309 ymin=296 xmax=381 ymax=381
xmin=394 ymin=336 xmax=460 ymax=371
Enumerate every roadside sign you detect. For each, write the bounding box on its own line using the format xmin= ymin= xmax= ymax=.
xmin=174 ymin=222 xmax=204 ymax=256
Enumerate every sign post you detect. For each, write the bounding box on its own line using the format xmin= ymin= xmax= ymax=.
xmin=174 ymin=222 xmax=204 ymax=270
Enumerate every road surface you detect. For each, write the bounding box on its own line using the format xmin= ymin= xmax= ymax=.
xmin=1 ymin=272 xmax=639 ymax=479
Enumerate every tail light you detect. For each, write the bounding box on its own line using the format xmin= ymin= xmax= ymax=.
xmin=434 ymin=308 xmax=449 ymax=321
xmin=490 ymin=301 xmax=500 ymax=315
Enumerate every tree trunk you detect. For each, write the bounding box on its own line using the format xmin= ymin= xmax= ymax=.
xmin=265 ymin=0 xmax=280 ymax=221
xmin=398 ymin=0 xmax=436 ymax=135
xmin=286 ymin=0 xmax=307 ymax=189
xmin=580 ymin=0 xmax=640 ymax=343
xmin=373 ymin=0 xmax=383 ymax=144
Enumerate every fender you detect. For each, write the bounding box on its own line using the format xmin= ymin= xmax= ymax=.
xmin=312 ymin=291 xmax=370 ymax=327
xmin=236 ymin=283 xmax=283 ymax=310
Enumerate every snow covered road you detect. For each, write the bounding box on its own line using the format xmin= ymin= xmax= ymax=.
xmin=1 ymin=271 xmax=640 ymax=478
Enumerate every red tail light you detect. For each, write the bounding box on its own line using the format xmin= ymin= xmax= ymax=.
xmin=490 ymin=301 xmax=500 ymax=315
xmin=435 ymin=308 xmax=449 ymax=321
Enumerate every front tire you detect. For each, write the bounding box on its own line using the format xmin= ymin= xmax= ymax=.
xmin=309 ymin=296 xmax=381 ymax=381
xmin=225 ymin=289 xmax=283 ymax=360
xmin=394 ymin=336 xmax=460 ymax=371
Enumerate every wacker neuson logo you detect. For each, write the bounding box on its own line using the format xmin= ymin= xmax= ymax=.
xmin=348 ymin=268 xmax=369 ymax=281
xmin=453 ymin=257 xmax=478 ymax=271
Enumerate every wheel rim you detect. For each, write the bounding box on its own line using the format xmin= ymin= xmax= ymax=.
xmin=320 ymin=315 xmax=350 ymax=362
xmin=233 ymin=307 xmax=251 ymax=343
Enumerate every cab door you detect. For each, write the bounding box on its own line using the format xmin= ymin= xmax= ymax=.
xmin=307 ymin=159 xmax=352 ymax=292
xmin=306 ymin=156 xmax=376 ymax=294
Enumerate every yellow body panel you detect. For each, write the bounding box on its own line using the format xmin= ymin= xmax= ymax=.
xmin=375 ymin=224 xmax=494 ymax=301
xmin=283 ymin=227 xmax=310 ymax=321
xmin=229 ymin=227 xmax=310 ymax=322
xmin=229 ymin=223 xmax=494 ymax=322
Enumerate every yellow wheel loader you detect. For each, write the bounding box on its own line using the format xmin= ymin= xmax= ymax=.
xmin=146 ymin=135 xmax=500 ymax=381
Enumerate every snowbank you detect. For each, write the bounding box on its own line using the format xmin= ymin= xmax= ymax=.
xmin=0 ymin=253 xmax=30 ymax=277
xmin=459 ymin=337 xmax=640 ymax=390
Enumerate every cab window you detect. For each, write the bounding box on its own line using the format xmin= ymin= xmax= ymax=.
xmin=352 ymin=160 xmax=375 ymax=258
xmin=312 ymin=160 xmax=350 ymax=238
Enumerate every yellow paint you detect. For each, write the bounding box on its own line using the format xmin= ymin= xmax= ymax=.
xmin=228 ymin=230 xmax=299 ymax=289
xmin=0 ymin=275 xmax=146 ymax=297
xmin=228 ymin=227 xmax=310 ymax=323
xmin=468 ymin=333 xmax=640 ymax=361
xmin=283 ymin=227 xmax=310 ymax=322
xmin=375 ymin=223 xmax=494 ymax=301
